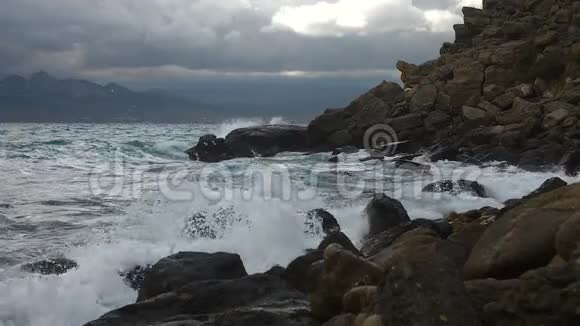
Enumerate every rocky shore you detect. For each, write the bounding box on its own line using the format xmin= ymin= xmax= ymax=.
xmin=77 ymin=1 xmax=580 ymax=326
xmin=188 ymin=0 xmax=580 ymax=175
xmin=80 ymin=177 xmax=580 ymax=326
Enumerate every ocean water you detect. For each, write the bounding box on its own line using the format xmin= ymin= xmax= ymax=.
xmin=0 ymin=120 xmax=579 ymax=326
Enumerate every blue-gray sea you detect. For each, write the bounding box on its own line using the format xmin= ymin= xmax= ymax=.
xmin=1 ymin=120 xmax=579 ymax=326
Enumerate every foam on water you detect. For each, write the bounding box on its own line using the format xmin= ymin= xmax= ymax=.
xmin=214 ymin=117 xmax=292 ymax=138
xmin=2 ymin=123 xmax=580 ymax=326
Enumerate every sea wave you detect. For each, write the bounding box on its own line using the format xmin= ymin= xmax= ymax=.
xmin=214 ymin=116 xmax=291 ymax=138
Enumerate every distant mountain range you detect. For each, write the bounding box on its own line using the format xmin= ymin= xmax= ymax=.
xmin=0 ymin=72 xmax=220 ymax=122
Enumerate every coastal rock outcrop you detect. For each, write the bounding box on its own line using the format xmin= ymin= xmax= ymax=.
xmin=305 ymin=0 xmax=580 ymax=171
xmin=464 ymin=183 xmax=580 ymax=280
xmin=187 ymin=125 xmax=308 ymax=162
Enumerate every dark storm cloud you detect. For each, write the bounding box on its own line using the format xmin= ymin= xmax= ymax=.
xmin=0 ymin=0 xmax=480 ymax=84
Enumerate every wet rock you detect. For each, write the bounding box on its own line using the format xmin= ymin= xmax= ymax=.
xmin=284 ymin=250 xmax=323 ymax=293
xmin=0 ymin=204 xmax=13 ymax=209
xmin=375 ymin=229 xmax=481 ymax=326
xmin=464 ymin=184 xmax=580 ymax=280
xmin=563 ymin=150 xmax=580 ymax=176
xmin=305 ymin=209 xmax=341 ymax=236
xmin=423 ymin=180 xmax=488 ymax=198
xmin=318 ymin=232 xmax=361 ymax=256
xmin=21 ymin=258 xmax=78 ymax=275
xmin=364 ymin=194 xmax=410 ymax=236
xmin=187 ymin=125 xmax=309 ymax=162
xmin=504 ymin=177 xmax=568 ymax=209
xmin=328 ymin=156 xmax=339 ymax=163
xmin=186 ymin=134 xmax=231 ymax=162
xmin=120 ymin=265 xmax=151 ymax=291
xmin=85 ymin=274 xmax=315 ymax=326
xmin=310 ymin=244 xmax=383 ymax=321
xmin=361 ymin=218 xmax=452 ymax=257
xmin=138 ymin=251 xmax=248 ymax=301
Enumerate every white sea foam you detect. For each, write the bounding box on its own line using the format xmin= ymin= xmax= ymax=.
xmin=214 ymin=117 xmax=291 ymax=137
xmin=2 ymin=123 xmax=580 ymax=326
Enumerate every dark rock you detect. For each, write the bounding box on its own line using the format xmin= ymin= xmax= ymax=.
xmin=317 ymin=231 xmax=360 ymax=256
xmin=331 ymin=146 xmax=358 ymax=155
xmin=21 ymin=258 xmax=78 ymax=275
xmin=563 ymin=150 xmax=580 ymax=176
xmin=305 ymin=209 xmax=341 ymax=236
xmin=504 ymin=177 xmax=568 ymax=209
xmin=361 ymin=218 xmax=453 ymax=257
xmin=364 ymin=194 xmax=411 ymax=236
xmin=84 ymin=274 xmax=315 ymax=326
xmin=186 ymin=134 xmax=232 ymax=163
xmin=429 ymin=145 xmax=461 ymax=162
xmin=375 ymin=229 xmax=482 ymax=326
xmin=138 ymin=252 xmax=248 ymax=301
xmin=284 ymin=250 xmax=323 ymax=293
xmin=328 ymin=156 xmax=338 ymax=163
xmin=120 ymin=265 xmax=151 ymax=291
xmin=187 ymin=125 xmax=309 ymax=162
xmin=265 ymin=265 xmax=286 ymax=277
xmin=0 ymin=204 xmax=13 ymax=209
xmin=423 ymin=180 xmax=488 ymax=198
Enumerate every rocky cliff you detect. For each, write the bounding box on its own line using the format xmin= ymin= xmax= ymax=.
xmin=308 ymin=0 xmax=580 ymax=172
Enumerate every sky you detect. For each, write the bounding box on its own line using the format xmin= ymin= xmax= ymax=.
xmin=0 ymin=0 xmax=482 ymax=89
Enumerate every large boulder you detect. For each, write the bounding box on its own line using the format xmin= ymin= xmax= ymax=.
xmin=225 ymin=125 xmax=309 ymax=157
xmin=374 ymin=229 xmax=482 ymax=326
xmin=464 ymin=184 xmax=580 ymax=280
xmin=85 ymin=274 xmax=316 ymax=326
xmin=364 ymin=194 xmax=411 ymax=236
xmin=360 ymin=218 xmax=453 ymax=257
xmin=187 ymin=125 xmax=309 ymax=162
xmin=137 ymin=252 xmax=247 ymax=301
xmin=310 ymin=244 xmax=384 ymax=321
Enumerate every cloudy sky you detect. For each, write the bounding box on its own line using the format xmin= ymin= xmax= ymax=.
xmin=0 ymin=0 xmax=481 ymax=89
